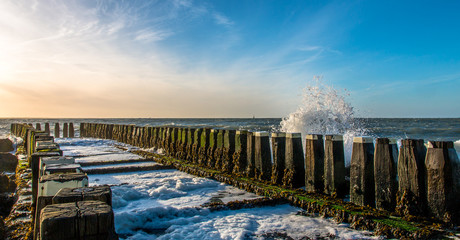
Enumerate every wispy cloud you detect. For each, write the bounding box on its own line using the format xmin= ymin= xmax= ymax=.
xmin=213 ymin=12 xmax=234 ymax=26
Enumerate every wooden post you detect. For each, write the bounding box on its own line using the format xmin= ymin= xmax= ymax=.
xmin=40 ymin=201 xmax=117 ymax=240
xmin=425 ymin=141 xmax=457 ymax=221
xmin=191 ymin=128 xmax=203 ymax=164
xmin=68 ymin=123 xmax=74 ymax=138
xmin=198 ymin=128 xmax=211 ymax=166
xmin=254 ymin=132 xmax=271 ymax=181
xmin=324 ymin=135 xmax=346 ymax=197
xmin=305 ymin=134 xmax=324 ymax=192
xmin=374 ymin=138 xmax=398 ymax=211
xmin=222 ymin=129 xmax=236 ymax=173
xmin=36 ymin=123 xmax=41 ymax=130
xmin=283 ymin=133 xmax=305 ymax=188
xmin=350 ymin=136 xmax=375 ymax=207
xmin=232 ymin=130 xmax=248 ymax=176
xmin=185 ymin=128 xmax=196 ymax=162
xmin=212 ymin=129 xmax=224 ymax=170
xmin=63 ymin=123 xmax=68 ymax=138
xmin=54 ymin=123 xmax=60 ymax=138
xmin=44 ymin=123 xmax=50 ymax=135
xmin=397 ymin=139 xmax=426 ymax=215
xmin=271 ymin=132 xmax=285 ymax=185
xmin=53 ymin=186 xmax=112 ymax=206
xmin=246 ymin=132 xmax=256 ymax=178
xmin=207 ymin=129 xmax=218 ymax=169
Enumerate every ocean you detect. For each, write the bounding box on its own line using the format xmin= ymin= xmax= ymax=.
xmin=2 ymin=118 xmax=460 ymax=141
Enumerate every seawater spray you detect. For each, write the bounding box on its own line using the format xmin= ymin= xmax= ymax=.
xmin=279 ymin=76 xmax=367 ymax=165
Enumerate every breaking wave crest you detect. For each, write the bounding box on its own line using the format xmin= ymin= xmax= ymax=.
xmin=279 ymin=77 xmax=367 ymax=164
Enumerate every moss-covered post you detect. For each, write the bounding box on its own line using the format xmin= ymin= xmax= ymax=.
xmin=350 ymin=136 xmax=375 ymax=207
xmin=246 ymin=131 xmax=256 ymax=178
xmin=271 ymin=132 xmax=286 ymax=185
xmin=54 ymin=123 xmax=60 ymax=138
xmin=396 ymin=139 xmax=426 ymax=215
xmin=254 ymin=132 xmax=271 ymax=182
xmin=184 ymin=128 xmax=195 ymax=162
xmin=213 ymin=129 xmax=225 ymax=170
xmin=222 ymin=129 xmax=236 ymax=173
xmin=198 ymin=128 xmax=211 ymax=166
xmin=232 ymin=130 xmax=248 ymax=176
xmin=374 ymin=138 xmax=398 ymax=211
xmin=425 ymin=141 xmax=459 ymax=221
xmin=324 ymin=135 xmax=346 ymax=197
xmin=206 ymin=129 xmax=218 ymax=169
xmin=305 ymin=134 xmax=324 ymax=192
xmin=191 ymin=128 xmax=202 ymax=163
xmin=283 ymin=133 xmax=305 ymax=188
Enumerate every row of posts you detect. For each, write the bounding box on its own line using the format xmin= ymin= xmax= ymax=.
xmin=27 ymin=123 xmax=75 ymax=138
xmin=79 ymin=123 xmax=460 ymax=222
xmin=10 ymin=123 xmax=117 ymax=240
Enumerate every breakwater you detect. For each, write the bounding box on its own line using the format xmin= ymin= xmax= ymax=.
xmin=76 ymin=122 xmax=460 ymax=238
xmin=8 ymin=123 xmax=117 ymax=240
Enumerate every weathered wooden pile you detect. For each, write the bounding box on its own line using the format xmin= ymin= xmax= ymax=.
xmin=10 ymin=123 xmax=117 ymax=240
xmin=80 ymin=123 xmax=460 ymax=225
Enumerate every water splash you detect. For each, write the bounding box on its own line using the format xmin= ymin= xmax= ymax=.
xmin=279 ymin=77 xmax=367 ymax=165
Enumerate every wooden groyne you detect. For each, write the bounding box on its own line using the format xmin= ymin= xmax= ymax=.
xmin=7 ymin=123 xmax=118 ymax=240
xmin=76 ymin=122 xmax=460 ymax=239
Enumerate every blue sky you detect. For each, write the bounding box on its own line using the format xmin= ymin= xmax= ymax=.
xmin=0 ymin=0 xmax=459 ymax=118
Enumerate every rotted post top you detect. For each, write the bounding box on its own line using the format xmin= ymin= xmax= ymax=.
xmin=271 ymin=132 xmax=286 ymax=138
xmin=353 ymin=136 xmax=373 ymax=143
xmin=286 ymin=132 xmax=301 ymax=138
xmin=254 ymin=131 xmax=269 ymax=137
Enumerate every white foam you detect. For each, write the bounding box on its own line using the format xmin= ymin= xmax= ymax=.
xmin=279 ymin=77 xmax=367 ymax=165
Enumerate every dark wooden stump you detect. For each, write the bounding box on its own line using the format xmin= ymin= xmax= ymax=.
xmin=45 ymin=123 xmax=50 ymax=135
xmin=232 ymin=130 xmax=248 ymax=176
xmin=63 ymin=123 xmax=68 ymax=138
xmin=425 ymin=141 xmax=457 ymax=222
xmin=36 ymin=123 xmax=41 ymax=131
xmin=40 ymin=201 xmax=118 ymax=240
xmin=54 ymin=123 xmax=60 ymax=138
xmin=350 ymin=137 xmax=375 ymax=207
xmin=246 ymin=132 xmax=256 ymax=178
xmin=53 ymin=186 xmax=112 ymax=206
xmin=222 ymin=129 xmax=236 ymax=173
xmin=271 ymin=132 xmax=286 ymax=185
xmin=324 ymin=135 xmax=346 ymax=197
xmin=374 ymin=138 xmax=398 ymax=211
xmin=254 ymin=132 xmax=271 ymax=181
xmin=396 ymin=139 xmax=426 ymax=216
xmin=305 ymin=134 xmax=324 ymax=192
xmin=283 ymin=133 xmax=305 ymax=189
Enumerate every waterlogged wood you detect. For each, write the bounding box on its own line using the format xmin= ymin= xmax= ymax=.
xmin=374 ymin=138 xmax=398 ymax=211
xmin=425 ymin=141 xmax=456 ymax=221
xmin=54 ymin=123 xmax=60 ymax=138
xmin=45 ymin=123 xmax=50 ymax=135
xmin=207 ymin=129 xmax=218 ymax=169
xmin=191 ymin=128 xmax=202 ymax=163
xmin=254 ymin=132 xmax=271 ymax=181
xmin=53 ymin=186 xmax=112 ymax=206
xmin=305 ymin=134 xmax=324 ymax=192
xmin=63 ymin=123 xmax=68 ymax=138
xmin=246 ymin=132 xmax=256 ymax=178
xmin=222 ymin=129 xmax=236 ymax=173
xmin=284 ymin=133 xmax=305 ymax=188
xmin=198 ymin=128 xmax=211 ymax=166
xmin=36 ymin=123 xmax=41 ymax=131
xmin=232 ymin=130 xmax=248 ymax=176
xmin=271 ymin=133 xmax=286 ymax=185
xmin=397 ymin=139 xmax=426 ymax=215
xmin=40 ymin=201 xmax=117 ymax=240
xmin=68 ymin=123 xmax=74 ymax=138
xmin=324 ymin=135 xmax=346 ymax=197
xmin=350 ymin=137 xmax=375 ymax=207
